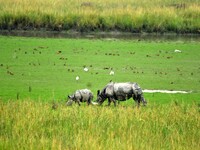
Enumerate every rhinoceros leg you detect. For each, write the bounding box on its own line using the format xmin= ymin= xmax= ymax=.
xmin=137 ymin=99 xmax=141 ymax=108
xmin=87 ymin=100 xmax=90 ymax=105
xmin=87 ymin=93 xmax=93 ymax=106
xmin=87 ymin=98 xmax=91 ymax=105
xmin=132 ymin=94 xmax=140 ymax=107
xmin=137 ymin=93 xmax=147 ymax=107
xmin=108 ymin=97 xmax=116 ymax=106
xmin=111 ymin=98 xmax=117 ymax=106
xmin=75 ymin=99 xmax=81 ymax=106
xmin=107 ymin=98 xmax=112 ymax=106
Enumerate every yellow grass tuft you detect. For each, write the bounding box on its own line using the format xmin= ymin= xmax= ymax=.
xmin=1 ymin=100 xmax=199 ymax=149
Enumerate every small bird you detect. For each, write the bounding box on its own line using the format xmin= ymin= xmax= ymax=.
xmin=109 ymin=70 xmax=114 ymax=75
xmin=84 ymin=67 xmax=89 ymax=72
xmin=174 ymin=49 xmax=182 ymax=53
xmin=76 ymin=76 xmax=80 ymax=81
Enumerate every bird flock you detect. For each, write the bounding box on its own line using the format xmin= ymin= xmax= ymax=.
xmin=75 ymin=67 xmax=115 ymax=81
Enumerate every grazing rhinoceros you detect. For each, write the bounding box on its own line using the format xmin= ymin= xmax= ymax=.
xmin=96 ymin=82 xmax=147 ymax=107
xmin=66 ymin=89 xmax=93 ymax=106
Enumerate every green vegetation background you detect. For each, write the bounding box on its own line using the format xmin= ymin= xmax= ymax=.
xmin=0 ymin=0 xmax=200 ymax=33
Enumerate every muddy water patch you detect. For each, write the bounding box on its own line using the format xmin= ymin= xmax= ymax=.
xmin=0 ymin=30 xmax=200 ymax=42
xmin=143 ymin=89 xmax=191 ymax=94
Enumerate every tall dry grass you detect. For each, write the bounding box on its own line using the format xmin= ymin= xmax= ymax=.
xmin=0 ymin=0 xmax=199 ymax=33
xmin=0 ymin=100 xmax=199 ymax=149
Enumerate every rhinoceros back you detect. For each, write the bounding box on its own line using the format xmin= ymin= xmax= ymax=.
xmin=105 ymin=82 xmax=114 ymax=96
xmin=75 ymin=89 xmax=93 ymax=101
xmin=113 ymin=82 xmax=143 ymax=99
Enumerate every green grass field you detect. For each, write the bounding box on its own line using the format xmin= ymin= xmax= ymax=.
xmin=0 ymin=37 xmax=200 ymax=101
xmin=0 ymin=0 xmax=200 ymax=33
xmin=0 ymin=35 xmax=200 ymax=149
xmin=0 ymin=36 xmax=200 ymax=102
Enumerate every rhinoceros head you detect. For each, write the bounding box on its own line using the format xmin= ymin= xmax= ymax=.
xmin=96 ymin=90 xmax=107 ymax=105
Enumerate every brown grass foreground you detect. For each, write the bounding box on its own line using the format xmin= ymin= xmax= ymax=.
xmin=0 ymin=0 xmax=200 ymax=33
xmin=0 ymin=100 xmax=199 ymax=150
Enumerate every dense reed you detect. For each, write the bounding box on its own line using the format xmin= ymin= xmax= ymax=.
xmin=0 ymin=0 xmax=199 ymax=33
xmin=0 ymin=100 xmax=199 ymax=150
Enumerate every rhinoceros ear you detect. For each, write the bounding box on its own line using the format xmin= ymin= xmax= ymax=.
xmin=97 ymin=90 xmax=100 ymax=95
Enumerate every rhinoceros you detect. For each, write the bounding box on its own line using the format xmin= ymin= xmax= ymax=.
xmin=66 ymin=89 xmax=93 ymax=106
xmin=96 ymin=82 xmax=147 ymax=107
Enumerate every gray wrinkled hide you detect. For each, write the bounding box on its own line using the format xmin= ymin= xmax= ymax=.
xmin=97 ymin=82 xmax=147 ymax=106
xmin=67 ymin=89 xmax=93 ymax=106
